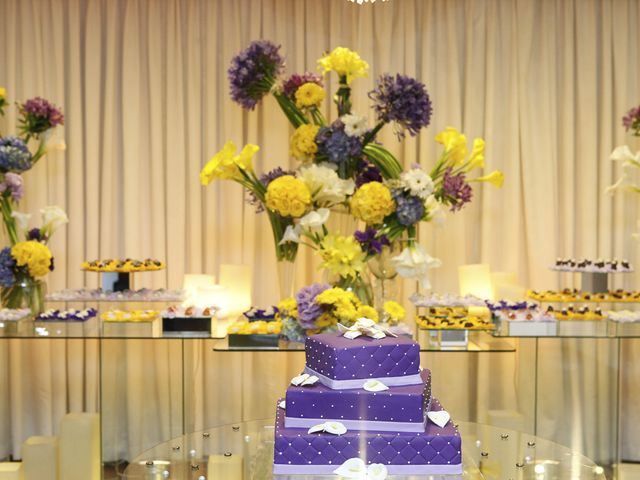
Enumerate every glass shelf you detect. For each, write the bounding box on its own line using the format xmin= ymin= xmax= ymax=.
xmin=122 ymin=419 xmax=606 ymax=479
xmin=212 ymin=330 xmax=516 ymax=353
xmin=492 ymin=319 xmax=640 ymax=338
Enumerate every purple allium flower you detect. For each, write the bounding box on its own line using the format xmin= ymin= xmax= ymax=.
xmin=369 ymin=74 xmax=432 ymax=138
xmin=442 ymin=168 xmax=473 ymax=211
xmin=392 ymin=189 xmax=425 ymax=226
xmin=0 ymin=137 xmax=32 ymax=173
xmin=228 ymin=40 xmax=285 ymax=110
xmin=295 ymin=282 xmax=330 ymax=329
xmin=282 ymin=72 xmax=323 ymax=98
xmin=0 ymin=172 xmax=24 ymax=201
xmin=622 ymin=105 xmax=640 ymax=137
xmin=316 ymin=121 xmax=362 ymax=165
xmin=355 ymin=227 xmax=390 ymax=256
xmin=19 ymin=97 xmax=64 ymax=135
xmin=355 ymin=160 xmax=383 ymax=187
xmin=0 ymin=247 xmax=16 ymax=288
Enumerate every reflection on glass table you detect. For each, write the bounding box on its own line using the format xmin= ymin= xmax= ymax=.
xmin=122 ymin=419 xmax=606 ymax=479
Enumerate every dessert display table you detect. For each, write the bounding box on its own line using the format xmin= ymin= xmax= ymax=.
xmin=122 ymin=419 xmax=606 ymax=479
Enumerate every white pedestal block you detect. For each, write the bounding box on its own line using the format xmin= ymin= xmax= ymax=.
xmin=208 ymin=454 xmax=243 ymax=479
xmin=58 ymin=413 xmax=100 ymax=480
xmin=0 ymin=463 xmax=23 ymax=480
xmin=22 ymin=437 xmax=57 ymax=480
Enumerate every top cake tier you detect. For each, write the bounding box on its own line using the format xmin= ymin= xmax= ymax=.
xmin=304 ymin=333 xmax=421 ymax=389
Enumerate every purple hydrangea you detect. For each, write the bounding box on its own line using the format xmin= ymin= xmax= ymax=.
xmin=0 ymin=247 xmax=16 ymax=288
xmin=295 ymin=283 xmax=330 ymax=329
xmin=19 ymin=97 xmax=64 ymax=135
xmin=0 ymin=172 xmax=24 ymax=201
xmin=355 ymin=160 xmax=383 ymax=187
xmin=0 ymin=137 xmax=32 ymax=173
xmin=316 ymin=121 xmax=362 ymax=165
xmin=392 ymin=189 xmax=425 ymax=226
xmin=355 ymin=227 xmax=390 ymax=255
xmin=228 ymin=40 xmax=285 ymax=110
xmin=369 ymin=74 xmax=432 ymax=138
xmin=282 ymin=72 xmax=323 ymax=98
xmin=623 ymin=105 xmax=640 ymax=136
xmin=442 ymin=168 xmax=473 ymax=211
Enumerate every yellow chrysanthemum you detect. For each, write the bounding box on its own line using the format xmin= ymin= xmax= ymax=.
xmin=11 ymin=241 xmax=52 ymax=278
xmin=318 ymin=235 xmax=366 ymax=279
xmin=356 ymin=305 xmax=379 ymax=322
xmin=290 ymin=124 xmax=320 ymax=161
xmin=435 ymin=127 xmax=468 ymax=167
xmin=384 ymin=301 xmax=406 ymax=322
xmin=265 ymin=175 xmax=312 ymax=217
xmin=277 ymin=297 xmax=298 ymax=319
xmin=335 ymin=300 xmax=359 ymax=323
xmin=316 ymin=312 xmax=337 ymax=328
xmin=349 ymin=182 xmax=395 ymax=225
xmin=473 ymin=170 xmax=504 ymax=188
xmin=315 ymin=287 xmax=354 ymax=306
xmin=200 ymin=141 xmax=259 ymax=185
xmin=317 ymin=47 xmax=369 ymax=85
xmin=295 ymin=83 xmax=326 ymax=109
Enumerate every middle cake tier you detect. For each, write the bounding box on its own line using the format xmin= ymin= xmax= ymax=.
xmin=285 ymin=369 xmax=432 ymax=432
xmin=304 ymin=332 xmax=422 ymax=388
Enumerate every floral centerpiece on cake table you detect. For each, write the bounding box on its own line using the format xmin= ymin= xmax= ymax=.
xmin=201 ymin=41 xmax=504 ymax=305
xmin=0 ymin=88 xmax=67 ymax=313
xmin=276 ymin=282 xmax=406 ymax=341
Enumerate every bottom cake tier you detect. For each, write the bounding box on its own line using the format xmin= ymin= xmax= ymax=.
xmin=273 ymin=398 xmax=462 ymax=475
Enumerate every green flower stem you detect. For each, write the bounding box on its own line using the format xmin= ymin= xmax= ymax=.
xmin=362 ymin=144 xmax=403 ymax=179
xmin=309 ymin=107 xmax=327 ymax=126
xmin=0 ymin=196 xmax=18 ymax=245
xmin=30 ymin=138 xmax=48 ymax=166
xmin=272 ymin=91 xmax=308 ymax=128
xmin=361 ymin=121 xmax=385 ymax=147
xmin=334 ymin=76 xmax=352 ymax=117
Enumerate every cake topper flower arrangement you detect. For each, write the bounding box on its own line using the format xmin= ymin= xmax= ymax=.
xmin=201 ymin=41 xmax=503 ymax=299
xmin=0 ymin=88 xmax=67 ymax=312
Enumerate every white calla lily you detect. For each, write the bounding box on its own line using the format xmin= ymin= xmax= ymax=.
xmin=333 ymin=458 xmax=367 ymax=478
xmin=610 ymin=145 xmax=640 ymax=168
xmin=367 ymin=463 xmax=389 ymax=480
xmin=11 ymin=211 xmax=31 ymax=233
xmin=390 ymin=243 xmax=441 ymax=290
xmin=307 ymin=421 xmax=347 ymax=435
xmin=299 ymin=208 xmax=330 ymax=230
xmin=279 ymin=225 xmax=301 ymax=245
xmin=40 ymin=205 xmax=69 ymax=236
xmin=427 ymin=410 xmax=451 ymax=428
xmin=363 ymin=379 xmax=389 ymax=392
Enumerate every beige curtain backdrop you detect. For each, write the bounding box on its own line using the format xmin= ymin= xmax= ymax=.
xmin=0 ymin=0 xmax=638 ymax=465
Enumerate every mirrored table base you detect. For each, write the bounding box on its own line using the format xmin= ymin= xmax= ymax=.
xmin=123 ymin=419 xmax=606 ymax=479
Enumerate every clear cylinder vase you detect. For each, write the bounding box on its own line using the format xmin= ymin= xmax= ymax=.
xmin=276 ymin=258 xmax=296 ymax=300
xmin=367 ymin=242 xmax=402 ymax=323
xmin=1 ymin=276 xmax=46 ymax=316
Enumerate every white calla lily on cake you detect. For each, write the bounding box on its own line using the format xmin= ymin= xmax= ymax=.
xmin=333 ymin=458 xmax=389 ymax=479
xmin=307 ymin=421 xmax=347 ymax=435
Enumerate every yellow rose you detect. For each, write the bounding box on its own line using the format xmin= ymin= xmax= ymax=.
xmin=350 ymin=182 xmax=395 ymax=225
xmin=265 ymin=175 xmax=311 ymax=217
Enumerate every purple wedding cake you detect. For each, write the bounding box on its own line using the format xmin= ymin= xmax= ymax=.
xmin=273 ymin=331 xmax=463 ymax=475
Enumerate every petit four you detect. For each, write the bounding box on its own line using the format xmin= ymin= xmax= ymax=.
xmin=81 ymin=258 xmax=165 ymax=272
xmin=36 ymin=308 xmax=98 ymax=321
xmin=528 ymin=289 xmax=640 ymax=303
xmin=551 ymin=258 xmax=633 ymax=273
xmin=100 ymin=310 xmax=159 ymax=322
xmin=0 ymin=308 xmax=32 ymax=321
xmin=47 ymin=288 xmax=185 ymax=302
xmin=410 ymin=292 xmax=485 ymax=307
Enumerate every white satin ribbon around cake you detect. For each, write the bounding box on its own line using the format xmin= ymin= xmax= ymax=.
xmin=290 ymin=373 xmax=319 ymax=387
xmin=304 ymin=366 xmax=423 ymax=390
xmin=307 ymin=421 xmax=347 ymax=435
xmin=338 ymin=317 xmax=397 ymax=340
xmin=333 ymin=458 xmax=388 ymax=479
xmin=427 ymin=410 xmax=451 ymax=428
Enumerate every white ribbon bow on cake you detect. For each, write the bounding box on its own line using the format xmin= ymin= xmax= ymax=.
xmin=338 ymin=317 xmax=397 ymax=340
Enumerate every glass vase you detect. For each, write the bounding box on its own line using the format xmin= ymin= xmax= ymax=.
xmin=367 ymin=241 xmax=403 ymax=322
xmin=276 ymin=258 xmax=296 ymax=300
xmin=327 ymin=205 xmax=359 ymax=237
xmin=1 ymin=276 xmax=46 ymax=316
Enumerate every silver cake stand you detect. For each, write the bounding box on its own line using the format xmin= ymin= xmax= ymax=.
xmin=122 ymin=419 xmax=606 ymax=479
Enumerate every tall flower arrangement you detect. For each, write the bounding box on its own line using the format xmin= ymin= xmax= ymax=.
xmin=606 ymin=105 xmax=640 ymax=195
xmin=0 ymin=88 xmax=67 ymax=312
xmin=202 ymin=41 xmax=504 ymax=299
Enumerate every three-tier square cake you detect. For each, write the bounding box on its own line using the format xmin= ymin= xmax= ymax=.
xmin=273 ymin=331 xmax=463 ymax=475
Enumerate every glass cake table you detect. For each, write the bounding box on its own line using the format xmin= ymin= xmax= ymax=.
xmin=122 ymin=419 xmax=606 ymax=479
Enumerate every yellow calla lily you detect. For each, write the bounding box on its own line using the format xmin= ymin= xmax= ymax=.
xmin=435 ymin=127 xmax=468 ymax=166
xmin=234 ymin=143 xmax=259 ymax=173
xmin=473 ymin=170 xmax=504 ymax=188
xmin=465 ymin=138 xmax=485 ymax=171
xmin=200 ymin=141 xmax=260 ymax=185
xmin=0 ymin=87 xmax=6 ymax=98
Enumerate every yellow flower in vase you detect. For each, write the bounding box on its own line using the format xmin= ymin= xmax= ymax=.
xmin=350 ymin=182 xmax=395 ymax=225
xmin=265 ymin=175 xmax=312 ymax=217
xmin=473 ymin=170 xmax=504 ymax=188
xmin=290 ymin=124 xmax=320 ymax=162
xmin=435 ymin=127 xmax=468 ymax=167
xmin=383 ymin=301 xmax=406 ymax=324
xmin=277 ymin=297 xmax=298 ymax=319
xmin=11 ymin=241 xmax=53 ymax=278
xmin=200 ymin=141 xmax=259 ymax=185
xmin=295 ymin=83 xmax=326 ymax=109
xmin=356 ymin=305 xmax=379 ymax=322
xmin=317 ymin=47 xmax=369 ymax=84
xmin=318 ymin=235 xmax=366 ymax=280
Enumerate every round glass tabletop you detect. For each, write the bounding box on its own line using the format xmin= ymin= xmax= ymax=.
xmin=122 ymin=419 xmax=606 ymax=479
